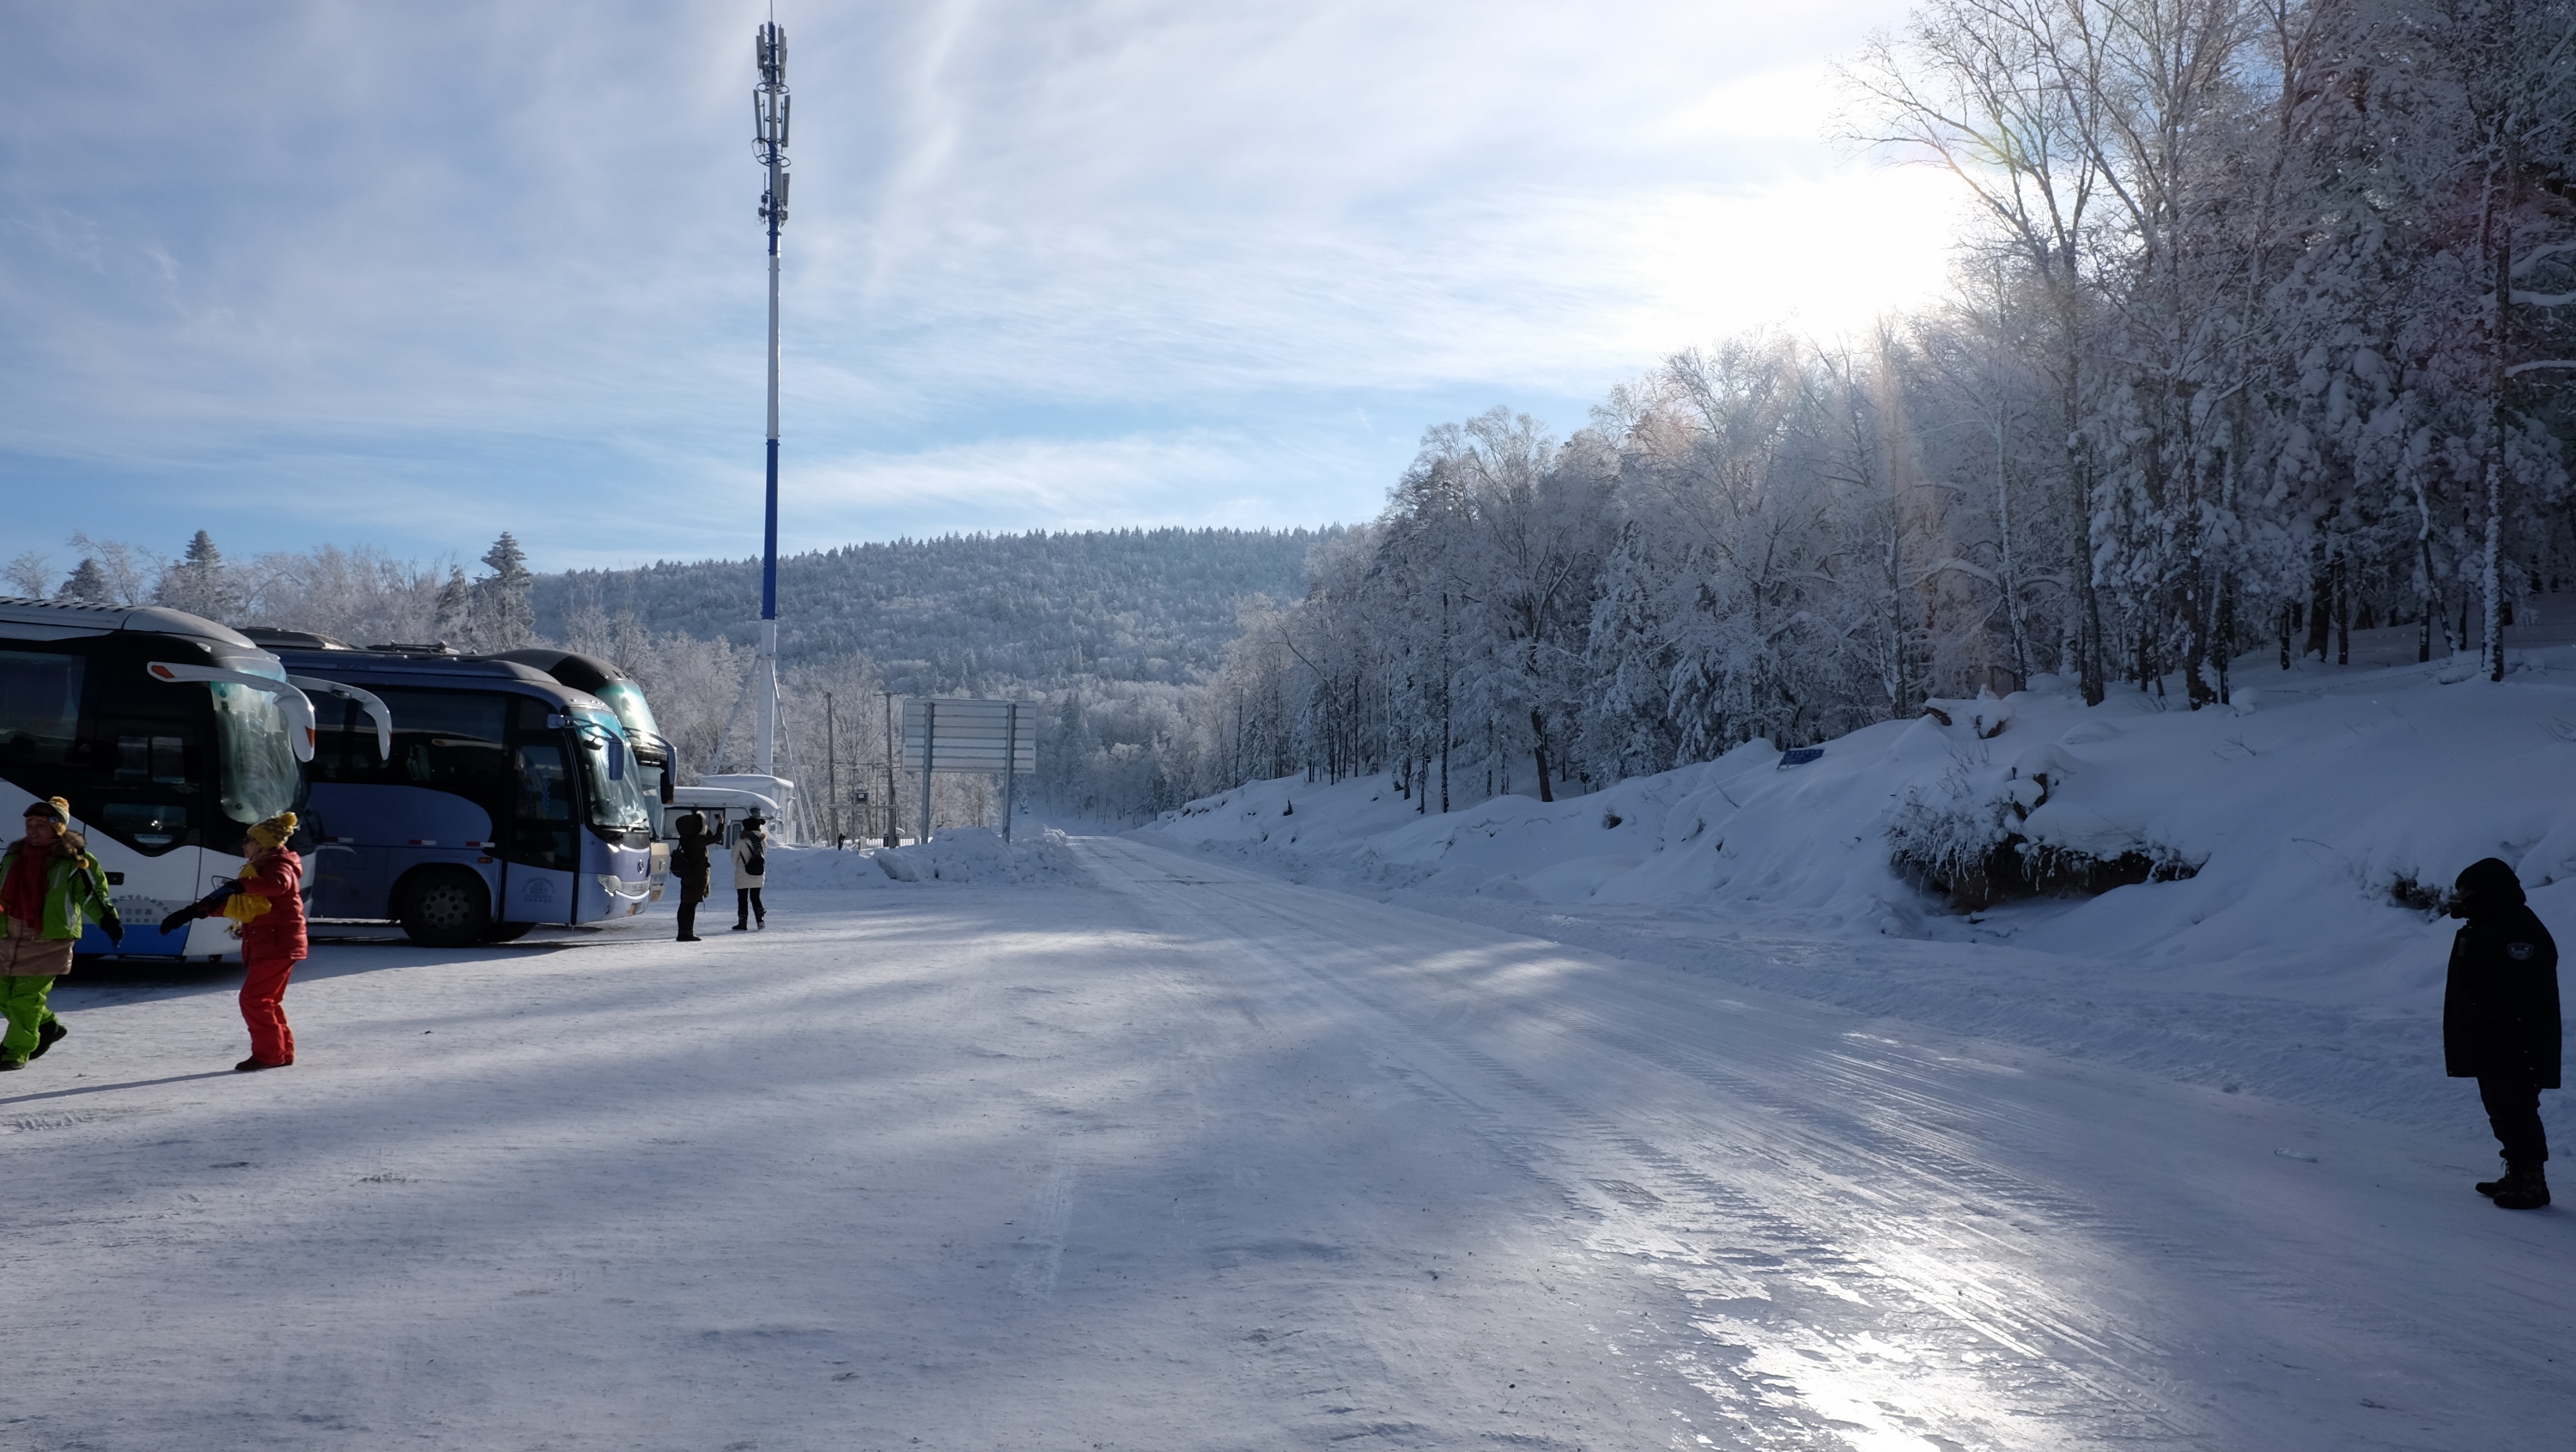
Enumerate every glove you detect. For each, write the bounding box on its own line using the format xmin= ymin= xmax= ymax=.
xmin=100 ymin=909 xmax=124 ymax=946
xmin=160 ymin=885 xmax=233 ymax=936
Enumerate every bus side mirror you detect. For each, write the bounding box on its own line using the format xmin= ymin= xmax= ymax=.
xmin=607 ymin=739 xmax=626 ymax=781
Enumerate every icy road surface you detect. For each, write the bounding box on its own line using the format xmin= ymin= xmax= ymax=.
xmin=8 ymin=835 xmax=2573 ymax=1451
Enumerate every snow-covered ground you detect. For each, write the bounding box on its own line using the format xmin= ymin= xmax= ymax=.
xmin=7 ymin=829 xmax=2572 ymax=1450
xmin=1142 ymin=635 xmax=2576 ymax=1135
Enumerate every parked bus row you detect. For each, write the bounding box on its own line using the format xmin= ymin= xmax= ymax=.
xmin=0 ymin=597 xmax=736 ymax=957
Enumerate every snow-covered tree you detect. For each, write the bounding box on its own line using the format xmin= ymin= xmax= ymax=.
xmin=6 ymin=550 xmax=52 ymax=598
xmin=468 ymin=532 xmax=537 ymax=650
xmin=63 ymin=532 xmax=155 ymax=606
xmin=434 ymin=566 xmax=471 ymax=644
xmin=155 ymin=530 xmax=240 ymax=622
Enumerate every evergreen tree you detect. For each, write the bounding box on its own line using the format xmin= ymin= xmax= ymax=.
xmin=469 ymin=532 xmax=536 ymax=649
xmin=434 ymin=566 xmax=471 ymax=644
xmin=155 ymin=529 xmax=239 ymax=621
xmin=58 ymin=558 xmax=107 ymax=602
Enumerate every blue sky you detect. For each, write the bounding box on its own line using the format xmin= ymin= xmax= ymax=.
xmin=0 ymin=0 xmax=1963 ymax=575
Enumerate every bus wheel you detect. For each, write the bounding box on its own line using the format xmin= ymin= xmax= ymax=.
xmin=479 ymin=920 xmax=536 ymax=943
xmin=398 ymin=868 xmax=490 ymax=948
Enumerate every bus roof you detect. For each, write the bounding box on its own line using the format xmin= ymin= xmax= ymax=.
xmin=484 ymin=647 xmax=631 ymax=693
xmin=266 ymin=647 xmax=615 ymax=718
xmin=0 ymin=596 xmax=261 ymax=652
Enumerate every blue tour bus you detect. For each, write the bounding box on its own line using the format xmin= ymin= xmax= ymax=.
xmin=258 ymin=641 xmax=658 ymax=946
xmin=0 ymin=598 xmax=313 ymax=962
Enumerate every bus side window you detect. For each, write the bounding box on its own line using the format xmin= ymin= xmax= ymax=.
xmin=90 ymin=726 xmax=204 ymax=855
xmin=0 ymin=650 xmax=84 ymax=768
xmin=308 ymin=698 xmax=362 ymax=782
xmin=114 ymin=733 xmax=195 ymax=787
xmin=515 ymin=740 xmax=574 ymax=821
xmin=368 ymin=689 xmax=510 ymax=796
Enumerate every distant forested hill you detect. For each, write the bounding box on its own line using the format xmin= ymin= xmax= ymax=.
xmin=533 ymin=527 xmax=1334 ymax=696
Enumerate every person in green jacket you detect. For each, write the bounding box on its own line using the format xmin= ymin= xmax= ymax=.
xmin=0 ymin=797 xmax=123 ymax=1070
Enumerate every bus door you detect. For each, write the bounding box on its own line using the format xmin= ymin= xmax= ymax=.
xmin=304 ymin=697 xmax=380 ymax=919
xmin=503 ymin=698 xmax=579 ymax=924
xmin=0 ymin=647 xmax=204 ymax=951
xmin=83 ymin=659 xmax=228 ymax=951
xmin=93 ymin=714 xmax=211 ymax=946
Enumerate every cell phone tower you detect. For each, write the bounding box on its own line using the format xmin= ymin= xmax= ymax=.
xmin=708 ymin=11 xmax=811 ymax=833
xmin=751 ymin=13 xmax=790 ymax=776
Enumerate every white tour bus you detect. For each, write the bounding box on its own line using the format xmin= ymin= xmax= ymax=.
xmin=0 ymin=598 xmax=316 ymax=962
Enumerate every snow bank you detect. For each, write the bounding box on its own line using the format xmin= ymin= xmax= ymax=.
xmin=732 ymin=832 xmax=1084 ymax=891
xmin=1144 ymin=641 xmax=2576 ymax=1006
xmin=751 ymin=845 xmax=902 ymax=891
xmin=872 ymin=826 xmax=1082 ymax=885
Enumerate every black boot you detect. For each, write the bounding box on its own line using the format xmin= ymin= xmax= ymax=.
xmin=29 ymin=1019 xmax=65 ymax=1060
xmin=2492 ymin=1163 xmax=2552 ymax=1211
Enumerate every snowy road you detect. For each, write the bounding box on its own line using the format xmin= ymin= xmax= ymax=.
xmin=7 ymin=835 xmax=2573 ymax=1450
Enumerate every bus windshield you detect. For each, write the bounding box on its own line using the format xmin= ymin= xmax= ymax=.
xmin=210 ymin=659 xmax=301 ymax=826
xmin=574 ymin=712 xmax=653 ymax=832
xmin=592 ymin=682 xmax=659 ymax=744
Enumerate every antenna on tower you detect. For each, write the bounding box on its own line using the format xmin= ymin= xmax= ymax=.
xmin=755 ymin=20 xmax=789 ymax=230
xmin=714 ymin=9 xmax=805 ymax=837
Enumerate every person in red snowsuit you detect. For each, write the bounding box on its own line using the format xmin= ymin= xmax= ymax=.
xmin=233 ymin=816 xmax=307 ymax=1070
xmin=165 ymin=811 xmax=307 ymax=1070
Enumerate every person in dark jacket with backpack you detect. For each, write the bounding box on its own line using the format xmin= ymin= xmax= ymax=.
xmin=732 ymin=811 xmax=769 ymax=931
xmin=2444 ymin=857 xmax=2561 ymax=1209
xmin=670 ymin=813 xmax=712 ymax=942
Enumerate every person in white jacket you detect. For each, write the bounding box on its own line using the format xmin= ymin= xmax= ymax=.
xmin=731 ymin=813 xmax=769 ymax=931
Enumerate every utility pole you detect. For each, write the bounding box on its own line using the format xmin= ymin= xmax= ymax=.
xmin=918 ymin=701 xmax=936 ymax=845
xmin=882 ymin=691 xmax=901 ymax=847
xmin=824 ymin=690 xmax=841 ymax=848
xmin=1002 ymin=701 xmax=1018 ymax=843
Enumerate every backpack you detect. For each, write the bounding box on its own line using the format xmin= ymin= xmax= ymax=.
xmin=743 ymin=835 xmax=766 ymax=877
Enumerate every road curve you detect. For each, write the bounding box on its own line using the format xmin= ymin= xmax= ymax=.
xmin=1084 ymin=832 xmax=2576 ymax=1451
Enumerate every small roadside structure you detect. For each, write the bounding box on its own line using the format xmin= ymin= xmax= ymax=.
xmin=901 ymin=697 xmax=1037 ymax=842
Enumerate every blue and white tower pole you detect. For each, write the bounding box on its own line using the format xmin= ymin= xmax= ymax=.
xmin=752 ymin=19 xmax=790 ymax=776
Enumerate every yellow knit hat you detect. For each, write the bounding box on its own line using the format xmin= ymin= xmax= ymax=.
xmin=246 ymin=811 xmax=300 ymax=848
xmin=21 ymin=797 xmax=69 ymax=825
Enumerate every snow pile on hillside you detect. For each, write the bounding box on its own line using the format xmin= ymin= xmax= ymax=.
xmin=872 ymin=826 xmax=1081 ymax=885
xmin=753 ymin=845 xmax=902 ymax=891
xmin=1144 ymin=644 xmax=2576 ymax=1004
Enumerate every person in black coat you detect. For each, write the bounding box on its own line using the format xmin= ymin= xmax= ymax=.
xmin=2444 ymin=857 xmax=2561 ymax=1209
xmin=670 ymin=813 xmax=713 ymax=943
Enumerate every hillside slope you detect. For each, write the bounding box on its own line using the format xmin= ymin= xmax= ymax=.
xmin=533 ymin=526 xmax=1331 ymax=694
xmin=1139 ymin=635 xmax=2576 ymax=1131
